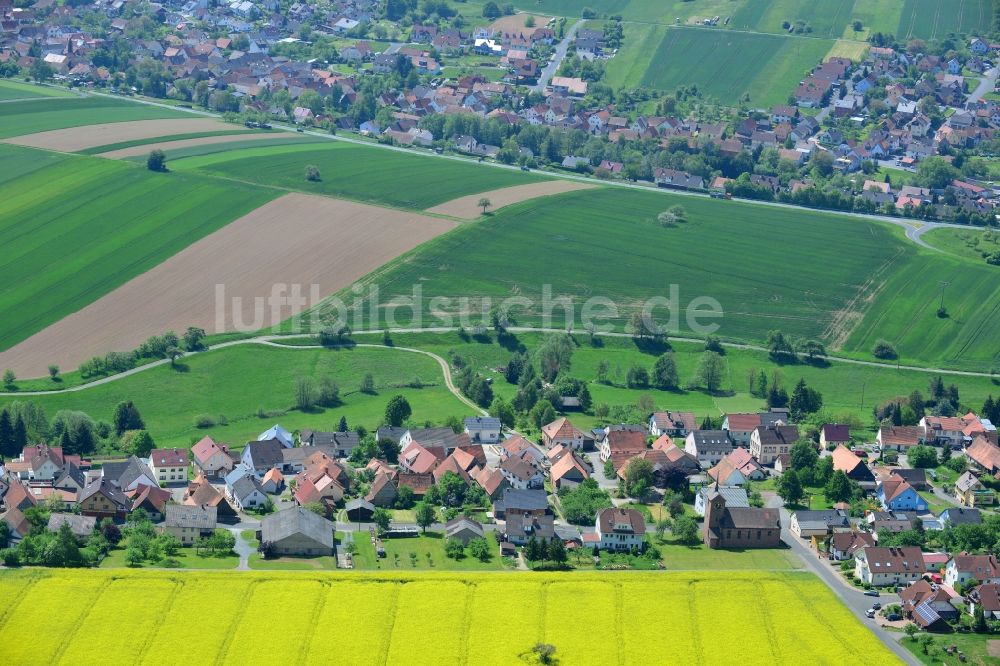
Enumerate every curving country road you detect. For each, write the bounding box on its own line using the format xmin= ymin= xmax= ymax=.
xmin=532 ymin=19 xmax=585 ymax=93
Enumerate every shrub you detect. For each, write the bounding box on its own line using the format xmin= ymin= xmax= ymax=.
xmin=871 ymin=339 xmax=898 ymax=360
xmin=193 ymin=414 xmax=216 ymax=428
xmin=304 ymin=164 xmax=321 ymax=181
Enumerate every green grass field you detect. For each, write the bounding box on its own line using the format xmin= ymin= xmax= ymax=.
xmin=0 ymin=569 xmax=901 ymax=665
xmin=0 ymin=343 xmax=469 ymax=448
xmin=0 ymin=96 xmax=188 ymax=138
xmin=321 ymin=186 xmax=904 ymax=344
xmin=170 ymin=141 xmax=546 ymax=210
xmin=605 ymin=26 xmax=832 ymax=107
xmin=0 ymin=80 xmax=78 ymax=100
xmin=123 ymin=134 xmax=328 ymax=162
xmin=732 ymin=0 xmax=855 ymax=37
xmin=0 ymin=145 xmax=276 ymax=350
xmin=922 ymin=227 xmax=1000 ymax=262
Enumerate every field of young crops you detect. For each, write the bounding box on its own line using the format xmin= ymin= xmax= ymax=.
xmin=170 ymin=141 xmax=545 ymax=210
xmin=0 ymin=80 xmax=77 ymax=101
xmin=604 ymin=25 xmax=833 ymax=107
xmin=0 ymin=569 xmax=899 ymax=665
xmin=0 ymin=96 xmax=187 ymax=138
xmin=0 ymin=145 xmax=276 ymax=351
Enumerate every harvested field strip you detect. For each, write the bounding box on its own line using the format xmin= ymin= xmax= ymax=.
xmin=425 ymin=180 xmax=596 ymax=219
xmin=0 ymin=144 xmax=275 ymax=352
xmin=79 ymin=129 xmax=256 ymax=155
xmin=0 ymin=192 xmax=454 ymax=377
xmin=3 ymin=117 xmax=234 ymax=152
xmin=171 ymin=141 xmax=546 ymax=209
xmin=0 ymin=570 xmax=900 ymax=666
xmin=0 ymin=97 xmax=189 ymax=138
xmin=96 ymin=130 xmax=297 ymax=158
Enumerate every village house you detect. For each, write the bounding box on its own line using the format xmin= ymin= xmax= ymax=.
xmin=648 ymin=411 xmax=698 ymax=438
xmin=900 ymin=580 xmax=959 ymax=628
xmin=939 ymin=507 xmax=982 ymax=528
xmin=684 ymin=431 xmax=733 ymax=468
xmin=943 ymin=553 xmax=1000 ymax=588
xmin=46 ymin=513 xmax=96 ymax=541
xmin=749 ymin=425 xmax=799 ymax=465
xmin=101 ymin=456 xmax=157 ymax=493
xmin=147 ymin=448 xmax=189 ymax=485
xmin=954 ymin=471 xmax=994 ymax=507
xmin=464 ymin=416 xmax=502 ymax=444
xmin=550 ymin=452 xmax=589 ymax=490
xmin=790 ymin=509 xmax=850 ymax=538
xmin=599 ymin=429 xmax=647 ymax=470
xmin=970 ymin=583 xmax=1000 ymax=620
xmin=854 ymin=546 xmax=926 ymax=586
xmin=445 ymin=516 xmax=484 ymax=545
xmin=499 ymin=455 xmax=543 ymax=490
xmin=225 ymin=468 xmax=268 ymax=511
xmin=191 ymin=436 xmax=237 ymax=479
xmin=77 ymin=478 xmax=130 ymax=521
xmin=594 ymin=507 xmax=646 ymax=552
xmin=831 ymin=445 xmax=876 ymax=488
xmin=827 ymin=531 xmax=875 ymax=561
xmin=184 ymin=474 xmax=238 ymax=523
xmin=876 ymin=425 xmax=925 ymax=451
xmin=877 ymin=476 xmax=928 ymax=512
xmin=541 ymin=417 xmax=592 ymax=450
xmin=258 ymin=424 xmax=294 ymax=448
xmin=299 ymin=430 xmax=360 ymax=458
xmin=162 ymin=504 xmax=217 ymax=545
xmin=819 ymin=424 xmax=850 ymax=449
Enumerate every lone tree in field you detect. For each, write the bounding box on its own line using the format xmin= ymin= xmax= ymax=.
xmin=2 ymin=369 xmax=14 ymax=388
xmin=147 ymin=149 xmax=166 ymax=172
xmin=478 ymin=197 xmax=491 ymax=214
xmin=304 ymin=164 xmax=321 ymax=181
xmin=48 ymin=365 xmax=60 ymax=380
xmin=384 ymin=394 xmax=412 ymax=427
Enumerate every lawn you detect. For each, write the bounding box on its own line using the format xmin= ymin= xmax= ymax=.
xmin=351 ymin=530 xmax=506 ymax=570
xmin=0 ymin=80 xmax=78 ymax=100
xmin=170 ymin=141 xmax=546 ymax=210
xmin=0 ymin=95 xmax=188 ymax=138
xmin=0 ymin=145 xmax=276 ymax=351
xmin=0 ymin=569 xmax=901 ymax=665
xmin=0 ymin=343 xmax=470 ymax=448
xmin=605 ymin=26 xmax=833 ymax=107
xmin=100 ymin=546 xmax=239 ymax=569
xmin=902 ymin=633 xmax=1000 ymax=666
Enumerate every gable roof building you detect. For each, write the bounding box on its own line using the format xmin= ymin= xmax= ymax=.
xmin=260 ymin=506 xmax=334 ymax=556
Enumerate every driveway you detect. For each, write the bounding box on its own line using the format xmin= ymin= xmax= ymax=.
xmin=532 ymin=19 xmax=584 ymax=93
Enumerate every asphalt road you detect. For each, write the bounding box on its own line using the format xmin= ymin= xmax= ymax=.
xmin=532 ymin=19 xmax=584 ymax=93
xmin=968 ymin=67 xmax=998 ymax=105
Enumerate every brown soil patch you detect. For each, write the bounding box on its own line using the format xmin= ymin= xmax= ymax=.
xmin=988 ymin=640 xmax=1000 ymax=658
xmin=3 ymin=118 xmax=233 ymax=152
xmin=0 ymin=193 xmax=454 ymax=377
xmin=488 ymin=14 xmax=553 ymax=33
xmin=426 ymin=180 xmax=595 ymax=219
xmin=98 ymin=131 xmax=302 ymax=159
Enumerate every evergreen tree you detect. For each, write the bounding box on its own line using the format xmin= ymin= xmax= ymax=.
xmin=909 ymin=390 xmax=925 ymax=416
xmin=891 ymin=402 xmax=903 ymax=426
xmin=578 ymin=384 xmax=592 ymax=412
xmin=929 ymin=375 xmax=945 ymax=401
xmin=338 ymin=416 xmax=348 ymax=432
xmin=0 ymin=410 xmax=14 ymax=458
xmin=12 ymin=414 xmax=27 ymax=454
xmin=113 ymin=401 xmax=145 ymax=437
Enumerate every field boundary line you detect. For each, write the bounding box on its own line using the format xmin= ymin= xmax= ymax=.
xmin=686 ymin=580 xmax=705 ymax=665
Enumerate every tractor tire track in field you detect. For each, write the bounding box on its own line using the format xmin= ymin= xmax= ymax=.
xmin=951 ymin=289 xmax=1000 ymax=364
xmin=457 ymin=582 xmax=474 ymax=666
xmin=133 ymin=579 xmax=185 ymax=665
xmin=779 ymin=578 xmax=858 ymax=657
xmin=213 ymin=580 xmax=258 ymax=666
xmin=378 ymin=583 xmax=403 ymax=666
xmin=0 ymin=572 xmax=42 ymax=628
xmin=297 ymin=581 xmax=330 ymax=664
xmin=50 ymin=576 xmax=115 ymax=666
xmin=686 ymin=580 xmax=705 ymax=665
xmin=752 ymin=580 xmax=783 ymax=665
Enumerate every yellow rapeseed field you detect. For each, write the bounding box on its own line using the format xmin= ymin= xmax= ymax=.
xmin=0 ymin=569 xmax=901 ymax=665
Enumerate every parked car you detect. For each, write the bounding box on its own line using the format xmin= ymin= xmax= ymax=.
xmin=886 ymin=613 xmax=902 ymax=621
xmin=864 ymin=590 xmax=880 ymax=597
xmin=865 ymin=609 xmax=876 ymax=618
xmin=871 ymin=603 xmax=882 ymax=610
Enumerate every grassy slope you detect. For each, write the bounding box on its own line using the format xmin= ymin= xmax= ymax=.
xmin=325 ymin=186 xmax=906 ymax=344
xmin=0 ymin=344 xmax=469 ymax=448
xmin=8 ymin=332 xmax=998 ymax=451
xmin=0 ymin=145 xmax=276 ymax=351
xmin=364 ymin=331 xmax=1000 ymax=428
xmin=605 ymin=26 xmax=832 ymax=107
xmin=922 ymin=227 xmax=1000 ymax=262
xmin=170 ymin=141 xmax=546 ymax=210
xmin=0 ymin=96 xmax=187 ymax=138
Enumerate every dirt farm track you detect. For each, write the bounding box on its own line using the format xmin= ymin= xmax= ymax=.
xmin=0 ymin=193 xmax=455 ymax=377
